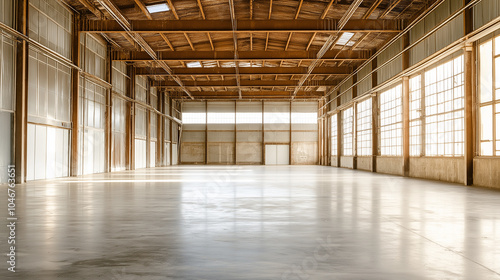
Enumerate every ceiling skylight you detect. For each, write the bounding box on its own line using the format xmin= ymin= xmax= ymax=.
xmin=146 ymin=3 xmax=170 ymax=13
xmin=186 ymin=62 xmax=202 ymax=68
xmin=336 ymin=32 xmax=355 ymax=46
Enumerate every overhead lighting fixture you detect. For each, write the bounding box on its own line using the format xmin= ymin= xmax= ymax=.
xmin=336 ymin=32 xmax=355 ymax=46
xmin=146 ymin=3 xmax=170 ymax=13
xmin=186 ymin=62 xmax=202 ymax=68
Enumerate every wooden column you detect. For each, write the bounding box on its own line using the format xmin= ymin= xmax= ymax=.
xmin=464 ymin=0 xmax=474 ymax=185
xmin=352 ymin=74 xmax=358 ymax=170
xmin=402 ymin=76 xmax=410 ymax=177
xmin=371 ymin=58 xmax=378 ymax=172
xmin=234 ymin=101 xmax=237 ymax=164
xmin=261 ymin=101 xmax=265 ymax=164
xmin=353 ymin=102 xmax=358 ymax=170
xmin=14 ymin=0 xmax=29 ymax=183
xmin=105 ymin=44 xmax=112 ymax=173
xmin=127 ymin=65 xmax=136 ymax=170
xmin=464 ymin=43 xmax=475 ymax=185
xmin=146 ymin=81 xmax=151 ymax=168
xmin=205 ymin=101 xmax=208 ymax=164
xmin=70 ymin=15 xmax=81 ymax=176
xmin=289 ymin=101 xmax=292 ymax=165
xmin=157 ymin=90 xmax=163 ymax=166
xmin=336 ymin=91 xmax=342 ymax=167
xmin=402 ymin=33 xmax=410 ymax=177
xmin=169 ymin=96 xmax=173 ymax=165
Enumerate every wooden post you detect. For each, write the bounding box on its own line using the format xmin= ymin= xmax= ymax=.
xmin=105 ymin=44 xmax=112 ymax=173
xmin=352 ymin=73 xmax=358 ymax=170
xmin=158 ymin=90 xmax=163 ymax=166
xmin=127 ymin=65 xmax=136 ymax=170
xmin=289 ymin=101 xmax=292 ymax=165
xmin=336 ymin=91 xmax=342 ymax=167
xmin=402 ymin=76 xmax=410 ymax=177
xmin=262 ymin=101 xmax=265 ymax=164
xmin=146 ymin=80 xmax=151 ymax=168
xmin=14 ymin=0 xmax=29 ymax=183
xmin=70 ymin=15 xmax=81 ymax=176
xmin=234 ymin=101 xmax=237 ymax=164
xmin=464 ymin=0 xmax=474 ymax=185
xmin=205 ymin=101 xmax=208 ymax=164
xmin=464 ymin=43 xmax=474 ymax=185
xmin=371 ymin=58 xmax=378 ymax=172
xmin=169 ymin=96 xmax=173 ymax=165
xmin=402 ymin=33 xmax=410 ymax=177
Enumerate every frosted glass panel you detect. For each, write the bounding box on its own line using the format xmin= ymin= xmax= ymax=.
xmin=0 ymin=0 xmax=14 ymax=26
xmin=112 ymin=96 xmax=127 ymax=171
xmin=150 ymin=142 xmax=156 ymax=167
xmin=27 ymin=124 xmax=69 ymax=181
xmin=135 ymin=139 xmax=147 ymax=169
xmin=0 ymin=112 xmax=13 ymax=183
xmin=0 ymin=35 xmax=16 ymax=111
xmin=28 ymin=50 xmax=72 ymax=123
xmin=29 ymin=0 xmax=72 ymax=58
xmin=81 ymin=34 xmax=107 ymax=79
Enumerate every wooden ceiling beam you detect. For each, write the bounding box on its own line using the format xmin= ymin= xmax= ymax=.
xmin=80 ymin=19 xmax=404 ymax=33
xmin=156 ymin=80 xmax=337 ymax=87
xmin=114 ymin=50 xmax=371 ymax=61
xmin=173 ymin=90 xmax=322 ymax=96
xmin=135 ymin=66 xmax=352 ymax=76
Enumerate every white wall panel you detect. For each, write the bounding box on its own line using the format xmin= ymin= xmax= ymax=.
xmin=135 ymin=139 xmax=147 ymax=169
xmin=27 ymin=124 xmax=69 ymax=181
xmin=172 ymin=143 xmax=178 ymax=165
xmin=150 ymin=142 xmax=156 ymax=167
xmin=0 ymin=112 xmax=13 ymax=183
xmin=112 ymin=96 xmax=127 ymax=171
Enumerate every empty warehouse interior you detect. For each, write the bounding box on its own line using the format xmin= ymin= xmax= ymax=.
xmin=1 ymin=0 xmax=500 ymax=279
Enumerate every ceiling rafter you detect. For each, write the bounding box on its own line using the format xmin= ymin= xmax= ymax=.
xmin=94 ymin=0 xmax=194 ymax=99
xmin=81 ymin=19 xmax=403 ymax=33
xmin=156 ymin=80 xmax=337 ymax=87
xmin=293 ymin=0 xmax=364 ymax=98
xmin=113 ymin=50 xmax=371 ymax=61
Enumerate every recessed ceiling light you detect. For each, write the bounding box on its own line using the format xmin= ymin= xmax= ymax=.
xmin=146 ymin=3 xmax=170 ymax=13
xmin=336 ymin=32 xmax=355 ymax=46
xmin=186 ymin=62 xmax=202 ymax=68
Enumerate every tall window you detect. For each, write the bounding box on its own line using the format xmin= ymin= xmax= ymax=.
xmin=342 ymin=107 xmax=354 ymax=156
xmin=357 ymin=99 xmax=372 ymax=156
xmin=410 ymin=75 xmax=423 ymax=156
xmin=479 ymin=36 xmax=500 ymax=156
xmin=379 ymin=85 xmax=403 ymax=156
xmin=331 ymin=114 xmax=338 ymax=156
xmin=424 ymin=55 xmax=464 ymax=156
xmin=182 ymin=113 xmax=206 ymax=124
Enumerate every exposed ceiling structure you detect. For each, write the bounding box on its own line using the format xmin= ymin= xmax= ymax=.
xmin=68 ymin=0 xmax=436 ymax=100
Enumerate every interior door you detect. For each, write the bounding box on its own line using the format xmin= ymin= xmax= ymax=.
xmin=276 ymin=145 xmax=289 ymax=165
xmin=265 ymin=145 xmax=277 ymax=165
xmin=265 ymin=144 xmax=289 ymax=165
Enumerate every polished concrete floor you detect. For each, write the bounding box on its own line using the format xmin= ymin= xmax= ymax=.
xmin=1 ymin=166 xmax=500 ymax=279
